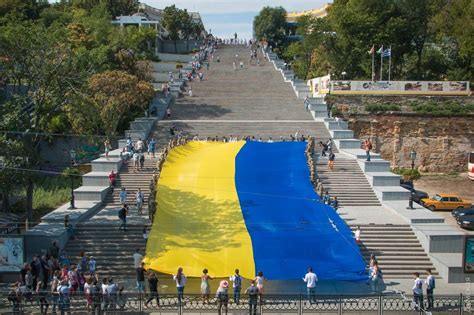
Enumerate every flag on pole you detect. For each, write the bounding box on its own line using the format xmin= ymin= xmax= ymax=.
xmin=376 ymin=46 xmax=383 ymax=54
xmin=382 ymin=48 xmax=391 ymax=58
xmin=368 ymin=45 xmax=375 ymax=54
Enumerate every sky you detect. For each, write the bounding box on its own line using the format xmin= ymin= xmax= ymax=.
xmin=143 ymin=0 xmax=331 ymax=40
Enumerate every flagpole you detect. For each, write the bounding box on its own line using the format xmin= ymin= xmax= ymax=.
xmin=380 ymin=45 xmax=383 ymax=81
xmin=388 ymin=45 xmax=392 ymax=82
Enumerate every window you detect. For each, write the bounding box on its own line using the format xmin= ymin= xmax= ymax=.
xmin=433 ymin=195 xmax=442 ymax=202
xmin=450 ymin=197 xmax=459 ymax=202
xmin=441 ymin=197 xmax=449 ymax=202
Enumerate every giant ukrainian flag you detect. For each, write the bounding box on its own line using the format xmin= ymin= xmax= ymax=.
xmin=144 ymin=141 xmax=367 ymax=281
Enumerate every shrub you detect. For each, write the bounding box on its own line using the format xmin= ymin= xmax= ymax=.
xmin=365 ymin=104 xmax=401 ymax=113
xmin=392 ymin=168 xmax=421 ymax=181
xmin=409 ymin=101 xmax=474 ymax=116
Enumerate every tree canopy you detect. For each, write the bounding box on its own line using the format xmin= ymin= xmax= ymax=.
xmin=0 ymin=1 xmax=156 ymax=216
xmin=282 ymin=0 xmax=473 ymax=81
xmin=253 ymin=6 xmax=287 ymax=44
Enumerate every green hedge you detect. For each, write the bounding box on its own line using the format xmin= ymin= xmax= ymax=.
xmin=409 ymin=101 xmax=474 ymax=116
xmin=365 ymin=104 xmax=401 ymax=113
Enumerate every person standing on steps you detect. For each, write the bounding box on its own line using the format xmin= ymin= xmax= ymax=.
xmin=328 ymin=151 xmax=335 ymax=170
xmin=322 ymin=191 xmax=331 ymax=205
xmin=147 ymin=138 xmax=156 ymax=158
xmin=108 ymin=170 xmax=117 ymax=192
xmin=119 ymin=187 xmax=127 ymax=205
xmin=229 ymin=269 xmax=242 ymax=305
xmin=425 ymin=269 xmax=435 ymax=310
xmin=136 ymin=188 xmax=145 ymax=215
xmin=166 ymin=108 xmax=171 ymax=119
xmin=354 ymin=226 xmax=361 ymax=244
xmin=118 ymin=204 xmax=129 ymax=232
xmin=364 ymin=139 xmax=373 ymax=162
xmin=188 ymin=86 xmax=193 ymax=97
xmin=133 ymin=249 xmax=143 ymax=269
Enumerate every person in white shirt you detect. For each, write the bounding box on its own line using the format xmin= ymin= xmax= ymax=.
xmin=135 ymin=138 xmax=145 ymax=153
xmin=354 ymin=226 xmax=361 ymax=244
xmin=173 ymin=267 xmax=186 ymax=304
xmin=133 ymin=249 xmax=143 ymax=269
xmin=303 ymin=267 xmax=318 ymax=304
xmin=412 ymin=272 xmax=424 ymax=311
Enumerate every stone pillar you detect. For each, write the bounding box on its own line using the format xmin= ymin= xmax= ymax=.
xmin=392 ymin=121 xmax=402 ymax=167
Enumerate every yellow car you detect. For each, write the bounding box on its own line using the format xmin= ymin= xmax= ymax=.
xmin=421 ymin=193 xmax=472 ymax=211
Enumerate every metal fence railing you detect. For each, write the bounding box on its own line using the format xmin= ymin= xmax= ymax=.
xmin=0 ymin=291 xmax=471 ymax=314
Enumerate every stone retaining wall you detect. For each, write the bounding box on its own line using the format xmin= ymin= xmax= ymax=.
xmin=348 ymin=115 xmax=474 ymax=172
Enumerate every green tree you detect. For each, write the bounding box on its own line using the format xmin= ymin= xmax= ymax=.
xmin=253 ymin=6 xmax=287 ymax=44
xmin=0 ymin=22 xmax=89 ymax=220
xmin=432 ymin=0 xmax=474 ymax=80
xmin=162 ymin=5 xmax=195 ymax=52
xmin=87 ymin=70 xmax=155 ymax=137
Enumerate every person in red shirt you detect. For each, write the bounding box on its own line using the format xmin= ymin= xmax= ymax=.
xmin=108 ymin=170 xmax=117 ymax=191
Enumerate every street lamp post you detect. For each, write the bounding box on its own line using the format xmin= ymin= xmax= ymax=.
xmin=407 ymin=148 xmax=417 ymax=210
xmin=69 ymin=149 xmax=76 ymax=210
xmin=410 ymin=148 xmax=417 ymax=170
xmin=341 ymin=71 xmax=347 ymax=80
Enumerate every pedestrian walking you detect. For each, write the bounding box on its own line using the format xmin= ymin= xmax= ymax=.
xmin=118 ymin=204 xmax=129 ymax=231
xmin=230 ymin=269 xmax=242 ymax=304
xmin=133 ymin=151 xmax=139 ymax=171
xmin=108 ymin=170 xmax=117 ymax=191
xmin=245 ymin=280 xmax=259 ymax=315
xmin=412 ymin=272 xmax=424 ymax=311
xmin=147 ymin=138 xmax=156 ymax=158
xmin=322 ymin=191 xmax=331 ymax=205
xmin=145 ymin=272 xmax=160 ymax=307
xmin=319 ymin=141 xmax=328 ymax=157
xmin=139 ymin=152 xmax=145 ymax=170
xmin=166 ymin=108 xmax=171 ymax=119
xmin=328 ymin=151 xmax=335 ymax=170
xmin=173 ymin=267 xmax=186 ymax=304
xmin=216 ymin=280 xmax=229 ymax=315
xmin=364 ymin=139 xmax=372 ymax=162
xmin=188 ymin=87 xmax=193 ymax=97
xmin=201 ymin=268 xmax=212 ymax=304
xmin=133 ymin=248 xmax=143 ymax=269
xmin=136 ymin=262 xmax=146 ymax=294
xmin=369 ymin=260 xmax=380 ymax=292
xmin=303 ymin=267 xmax=318 ymax=304
xmin=425 ymin=269 xmax=435 ymax=309
xmin=88 ymin=256 xmax=96 ymax=275
xmin=136 ymin=188 xmax=145 ymax=215
xmin=331 ymin=196 xmax=339 ymax=211
xmin=354 ymin=225 xmax=361 ymax=244
xmin=119 ymin=187 xmax=127 ymax=205
xmin=104 ymin=139 xmax=111 ymax=159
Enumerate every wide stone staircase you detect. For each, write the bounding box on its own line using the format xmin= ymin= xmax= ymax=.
xmin=351 ymin=224 xmax=438 ymax=279
xmin=315 ymin=155 xmax=380 ymax=207
xmin=63 ymin=45 xmax=439 ymax=286
xmin=64 ymin=154 xmax=158 ymax=278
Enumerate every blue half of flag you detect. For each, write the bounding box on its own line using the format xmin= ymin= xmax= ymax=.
xmin=382 ymin=48 xmax=391 ymax=58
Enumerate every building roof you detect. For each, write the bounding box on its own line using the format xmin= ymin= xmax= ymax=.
xmin=287 ymin=3 xmax=331 ymax=22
